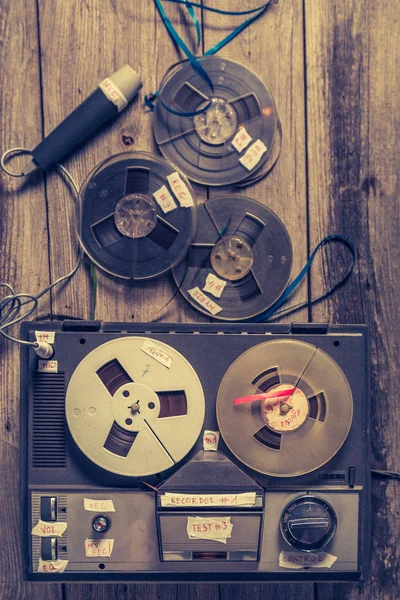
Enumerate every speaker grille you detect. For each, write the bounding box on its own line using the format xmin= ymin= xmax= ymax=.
xmin=32 ymin=372 xmax=66 ymax=468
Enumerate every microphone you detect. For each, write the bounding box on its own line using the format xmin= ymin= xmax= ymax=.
xmin=22 ymin=65 xmax=142 ymax=176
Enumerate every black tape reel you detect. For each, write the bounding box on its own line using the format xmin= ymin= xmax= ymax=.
xmin=172 ymin=196 xmax=292 ymax=321
xmin=78 ymin=151 xmax=197 ymax=280
xmin=153 ymin=57 xmax=278 ymax=186
xmin=217 ymin=339 xmax=354 ymax=477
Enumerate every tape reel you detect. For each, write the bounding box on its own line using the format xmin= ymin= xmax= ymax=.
xmin=66 ymin=337 xmax=205 ymax=477
xmin=217 ymin=339 xmax=353 ymax=477
xmin=78 ymin=151 xmax=197 ymax=280
xmin=172 ymin=196 xmax=292 ymax=321
xmin=153 ymin=57 xmax=278 ymax=186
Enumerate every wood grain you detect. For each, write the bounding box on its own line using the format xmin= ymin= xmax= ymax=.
xmin=0 ymin=0 xmax=62 ymax=597
xmin=305 ymin=0 xmax=400 ymax=598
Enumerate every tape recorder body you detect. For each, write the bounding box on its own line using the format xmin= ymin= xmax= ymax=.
xmin=21 ymin=320 xmax=370 ymax=581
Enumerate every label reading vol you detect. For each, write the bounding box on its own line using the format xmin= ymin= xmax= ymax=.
xmin=31 ymin=520 xmax=67 ymax=537
xmin=239 ymin=140 xmax=267 ymax=171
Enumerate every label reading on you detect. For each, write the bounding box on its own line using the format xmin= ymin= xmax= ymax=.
xmin=188 ymin=287 xmax=222 ymax=316
xmin=167 ymin=172 xmax=193 ymax=207
xmin=141 ymin=340 xmax=172 ymax=368
xmin=203 ymin=273 xmax=227 ymax=299
xmin=279 ymin=551 xmax=338 ymax=569
xmin=239 ymin=140 xmax=267 ymax=171
xmin=31 ymin=520 xmax=67 ymax=537
xmin=84 ymin=498 xmax=115 ymax=513
xmin=187 ymin=516 xmax=233 ymax=544
xmin=37 ymin=558 xmax=69 ymax=574
xmin=153 ymin=185 xmax=177 ymax=214
xmin=38 ymin=360 xmax=58 ymax=373
xmin=203 ymin=430 xmax=220 ymax=451
xmin=35 ymin=331 xmax=56 ymax=344
xmin=160 ymin=492 xmax=256 ymax=507
xmin=231 ymin=127 xmax=252 ymax=152
xmin=85 ymin=539 xmax=114 ymax=557
xmin=99 ymin=78 xmax=128 ymax=111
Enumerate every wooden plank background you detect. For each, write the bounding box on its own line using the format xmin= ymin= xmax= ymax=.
xmin=0 ymin=0 xmax=398 ymax=599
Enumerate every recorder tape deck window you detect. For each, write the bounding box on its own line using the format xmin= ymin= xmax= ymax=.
xmin=21 ymin=321 xmax=370 ymax=582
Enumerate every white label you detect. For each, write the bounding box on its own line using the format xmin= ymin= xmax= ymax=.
xmin=187 ymin=516 xmax=233 ymax=544
xmin=231 ymin=127 xmax=252 ymax=152
xmin=239 ymin=140 xmax=267 ymax=171
xmin=160 ymin=492 xmax=256 ymax=507
xmin=31 ymin=520 xmax=67 ymax=537
xmin=153 ymin=185 xmax=177 ymax=214
xmin=38 ymin=360 xmax=58 ymax=373
xmin=37 ymin=559 xmax=69 ymax=574
xmin=141 ymin=340 xmax=172 ymax=368
xmin=35 ymin=331 xmax=55 ymax=344
xmin=203 ymin=430 xmax=220 ymax=451
xmin=99 ymin=78 xmax=128 ymax=111
xmin=203 ymin=273 xmax=227 ymax=299
xmin=167 ymin=172 xmax=193 ymax=207
xmin=84 ymin=498 xmax=115 ymax=512
xmin=188 ymin=287 xmax=222 ymax=316
xmin=279 ymin=551 xmax=338 ymax=569
xmin=85 ymin=539 xmax=114 ymax=557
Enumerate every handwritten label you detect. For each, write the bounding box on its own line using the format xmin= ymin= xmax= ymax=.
xmin=84 ymin=498 xmax=115 ymax=513
xmin=38 ymin=558 xmax=69 ymax=574
xmin=160 ymin=492 xmax=256 ymax=507
xmin=31 ymin=520 xmax=67 ymax=537
xmin=167 ymin=172 xmax=193 ymax=207
xmin=141 ymin=340 xmax=172 ymax=368
xmin=187 ymin=516 xmax=233 ymax=544
xmin=279 ymin=551 xmax=337 ymax=569
xmin=35 ymin=331 xmax=55 ymax=344
xmin=153 ymin=185 xmax=177 ymax=214
xmin=188 ymin=287 xmax=222 ymax=316
xmin=231 ymin=127 xmax=252 ymax=152
xmin=203 ymin=430 xmax=220 ymax=451
xmin=38 ymin=360 xmax=58 ymax=373
xmin=99 ymin=78 xmax=128 ymax=111
xmin=203 ymin=273 xmax=227 ymax=299
xmin=239 ymin=140 xmax=267 ymax=171
xmin=85 ymin=539 xmax=114 ymax=557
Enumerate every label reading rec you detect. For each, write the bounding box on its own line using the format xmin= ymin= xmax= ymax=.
xmin=85 ymin=539 xmax=114 ymax=557
xmin=141 ymin=340 xmax=172 ymax=368
xmin=231 ymin=126 xmax=252 ymax=152
xmin=203 ymin=273 xmax=227 ymax=299
xmin=239 ymin=140 xmax=267 ymax=171
xmin=99 ymin=78 xmax=128 ymax=111
xmin=203 ymin=430 xmax=220 ymax=451
xmin=83 ymin=498 xmax=115 ymax=512
xmin=188 ymin=287 xmax=222 ymax=315
xmin=37 ymin=558 xmax=69 ymax=574
xmin=167 ymin=172 xmax=193 ymax=207
xmin=187 ymin=516 xmax=233 ymax=544
xmin=160 ymin=492 xmax=256 ymax=507
xmin=35 ymin=331 xmax=56 ymax=344
xmin=279 ymin=551 xmax=338 ymax=569
xmin=153 ymin=185 xmax=177 ymax=214
xmin=38 ymin=360 xmax=58 ymax=373
xmin=31 ymin=520 xmax=67 ymax=537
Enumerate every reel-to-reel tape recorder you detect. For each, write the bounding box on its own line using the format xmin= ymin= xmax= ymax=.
xmin=21 ymin=319 xmax=370 ymax=581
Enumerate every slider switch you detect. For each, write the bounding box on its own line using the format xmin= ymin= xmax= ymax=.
xmin=41 ymin=537 xmax=58 ymax=561
xmin=40 ymin=496 xmax=57 ymax=521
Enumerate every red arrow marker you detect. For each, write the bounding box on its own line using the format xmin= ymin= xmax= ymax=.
xmin=233 ymin=387 xmax=296 ymax=406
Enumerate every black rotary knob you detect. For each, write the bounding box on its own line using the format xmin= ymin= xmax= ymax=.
xmin=92 ymin=514 xmax=111 ymax=533
xmin=280 ymin=495 xmax=337 ymax=552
